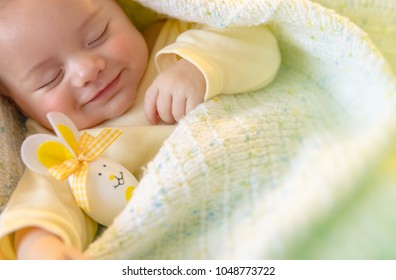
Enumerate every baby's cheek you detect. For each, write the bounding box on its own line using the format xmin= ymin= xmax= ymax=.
xmin=25 ymin=99 xmax=63 ymax=129
xmin=108 ymin=32 xmax=147 ymax=64
xmin=39 ymin=94 xmax=73 ymax=118
xmin=45 ymin=96 xmax=66 ymax=111
xmin=108 ymin=37 xmax=134 ymax=58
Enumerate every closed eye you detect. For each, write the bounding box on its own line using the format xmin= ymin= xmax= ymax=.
xmin=38 ymin=69 xmax=64 ymax=90
xmin=88 ymin=22 xmax=109 ymax=47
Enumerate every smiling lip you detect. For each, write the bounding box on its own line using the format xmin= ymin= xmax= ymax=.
xmin=87 ymin=72 xmax=122 ymax=104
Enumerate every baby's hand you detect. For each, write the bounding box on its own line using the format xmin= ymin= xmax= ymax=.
xmin=15 ymin=227 xmax=86 ymax=260
xmin=144 ymin=58 xmax=206 ymax=124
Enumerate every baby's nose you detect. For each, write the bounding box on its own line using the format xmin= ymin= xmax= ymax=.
xmin=69 ymin=53 xmax=105 ymax=88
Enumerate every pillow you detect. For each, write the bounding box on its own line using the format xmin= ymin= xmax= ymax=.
xmin=0 ymin=96 xmax=26 ymax=213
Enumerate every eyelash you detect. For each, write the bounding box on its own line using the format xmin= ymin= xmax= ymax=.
xmin=88 ymin=23 xmax=109 ymax=47
xmin=39 ymin=70 xmax=64 ymax=90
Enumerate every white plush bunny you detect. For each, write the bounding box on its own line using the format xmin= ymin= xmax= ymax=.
xmin=21 ymin=112 xmax=138 ymax=226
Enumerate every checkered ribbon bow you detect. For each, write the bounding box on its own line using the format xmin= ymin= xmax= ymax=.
xmin=48 ymin=128 xmax=122 ymax=212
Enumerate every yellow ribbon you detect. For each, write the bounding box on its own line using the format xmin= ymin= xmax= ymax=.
xmin=48 ymin=128 xmax=122 ymax=212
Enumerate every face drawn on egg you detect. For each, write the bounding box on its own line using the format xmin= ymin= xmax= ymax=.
xmin=72 ymin=158 xmax=139 ymax=226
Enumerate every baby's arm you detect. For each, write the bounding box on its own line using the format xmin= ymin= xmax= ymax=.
xmin=0 ymin=168 xmax=97 ymax=260
xmin=144 ymin=58 xmax=206 ymax=124
xmin=15 ymin=227 xmax=85 ymax=260
xmin=146 ymin=22 xmax=280 ymax=125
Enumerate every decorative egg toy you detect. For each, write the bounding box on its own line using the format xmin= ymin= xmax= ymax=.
xmin=70 ymin=158 xmax=138 ymax=225
xmin=21 ymin=112 xmax=138 ymax=226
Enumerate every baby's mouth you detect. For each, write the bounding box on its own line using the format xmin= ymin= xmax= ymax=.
xmin=86 ymin=72 xmax=122 ymax=104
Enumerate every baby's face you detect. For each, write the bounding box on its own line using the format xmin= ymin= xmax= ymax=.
xmin=0 ymin=0 xmax=148 ymax=129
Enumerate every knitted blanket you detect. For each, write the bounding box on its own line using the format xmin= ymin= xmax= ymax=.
xmin=1 ymin=0 xmax=396 ymax=259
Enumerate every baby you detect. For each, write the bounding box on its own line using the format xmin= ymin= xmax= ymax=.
xmin=0 ymin=0 xmax=281 ymax=259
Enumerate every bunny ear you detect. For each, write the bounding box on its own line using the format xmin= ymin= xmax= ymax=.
xmin=21 ymin=134 xmax=74 ymax=175
xmin=47 ymin=112 xmax=80 ymax=156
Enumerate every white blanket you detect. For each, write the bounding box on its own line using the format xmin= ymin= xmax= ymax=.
xmin=80 ymin=0 xmax=396 ymax=259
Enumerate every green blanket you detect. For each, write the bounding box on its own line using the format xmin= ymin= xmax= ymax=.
xmin=1 ymin=0 xmax=396 ymax=259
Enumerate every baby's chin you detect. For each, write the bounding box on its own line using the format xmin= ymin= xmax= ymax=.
xmin=74 ymin=116 xmax=112 ymax=130
xmin=77 ymin=105 xmax=133 ymax=130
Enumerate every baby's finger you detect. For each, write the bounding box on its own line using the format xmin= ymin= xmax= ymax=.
xmin=144 ymin=86 xmax=160 ymax=125
xmin=172 ymin=94 xmax=188 ymax=122
xmin=157 ymin=92 xmax=175 ymax=124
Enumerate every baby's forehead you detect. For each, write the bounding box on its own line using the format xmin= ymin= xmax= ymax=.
xmin=0 ymin=0 xmax=104 ymax=23
xmin=0 ymin=0 xmax=106 ymax=80
xmin=0 ymin=0 xmax=104 ymax=43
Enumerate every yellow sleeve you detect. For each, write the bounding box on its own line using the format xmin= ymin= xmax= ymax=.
xmin=155 ymin=23 xmax=281 ymax=100
xmin=0 ymin=169 xmax=97 ymax=259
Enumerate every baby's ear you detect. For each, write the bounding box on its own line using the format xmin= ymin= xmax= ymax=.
xmin=21 ymin=134 xmax=73 ymax=175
